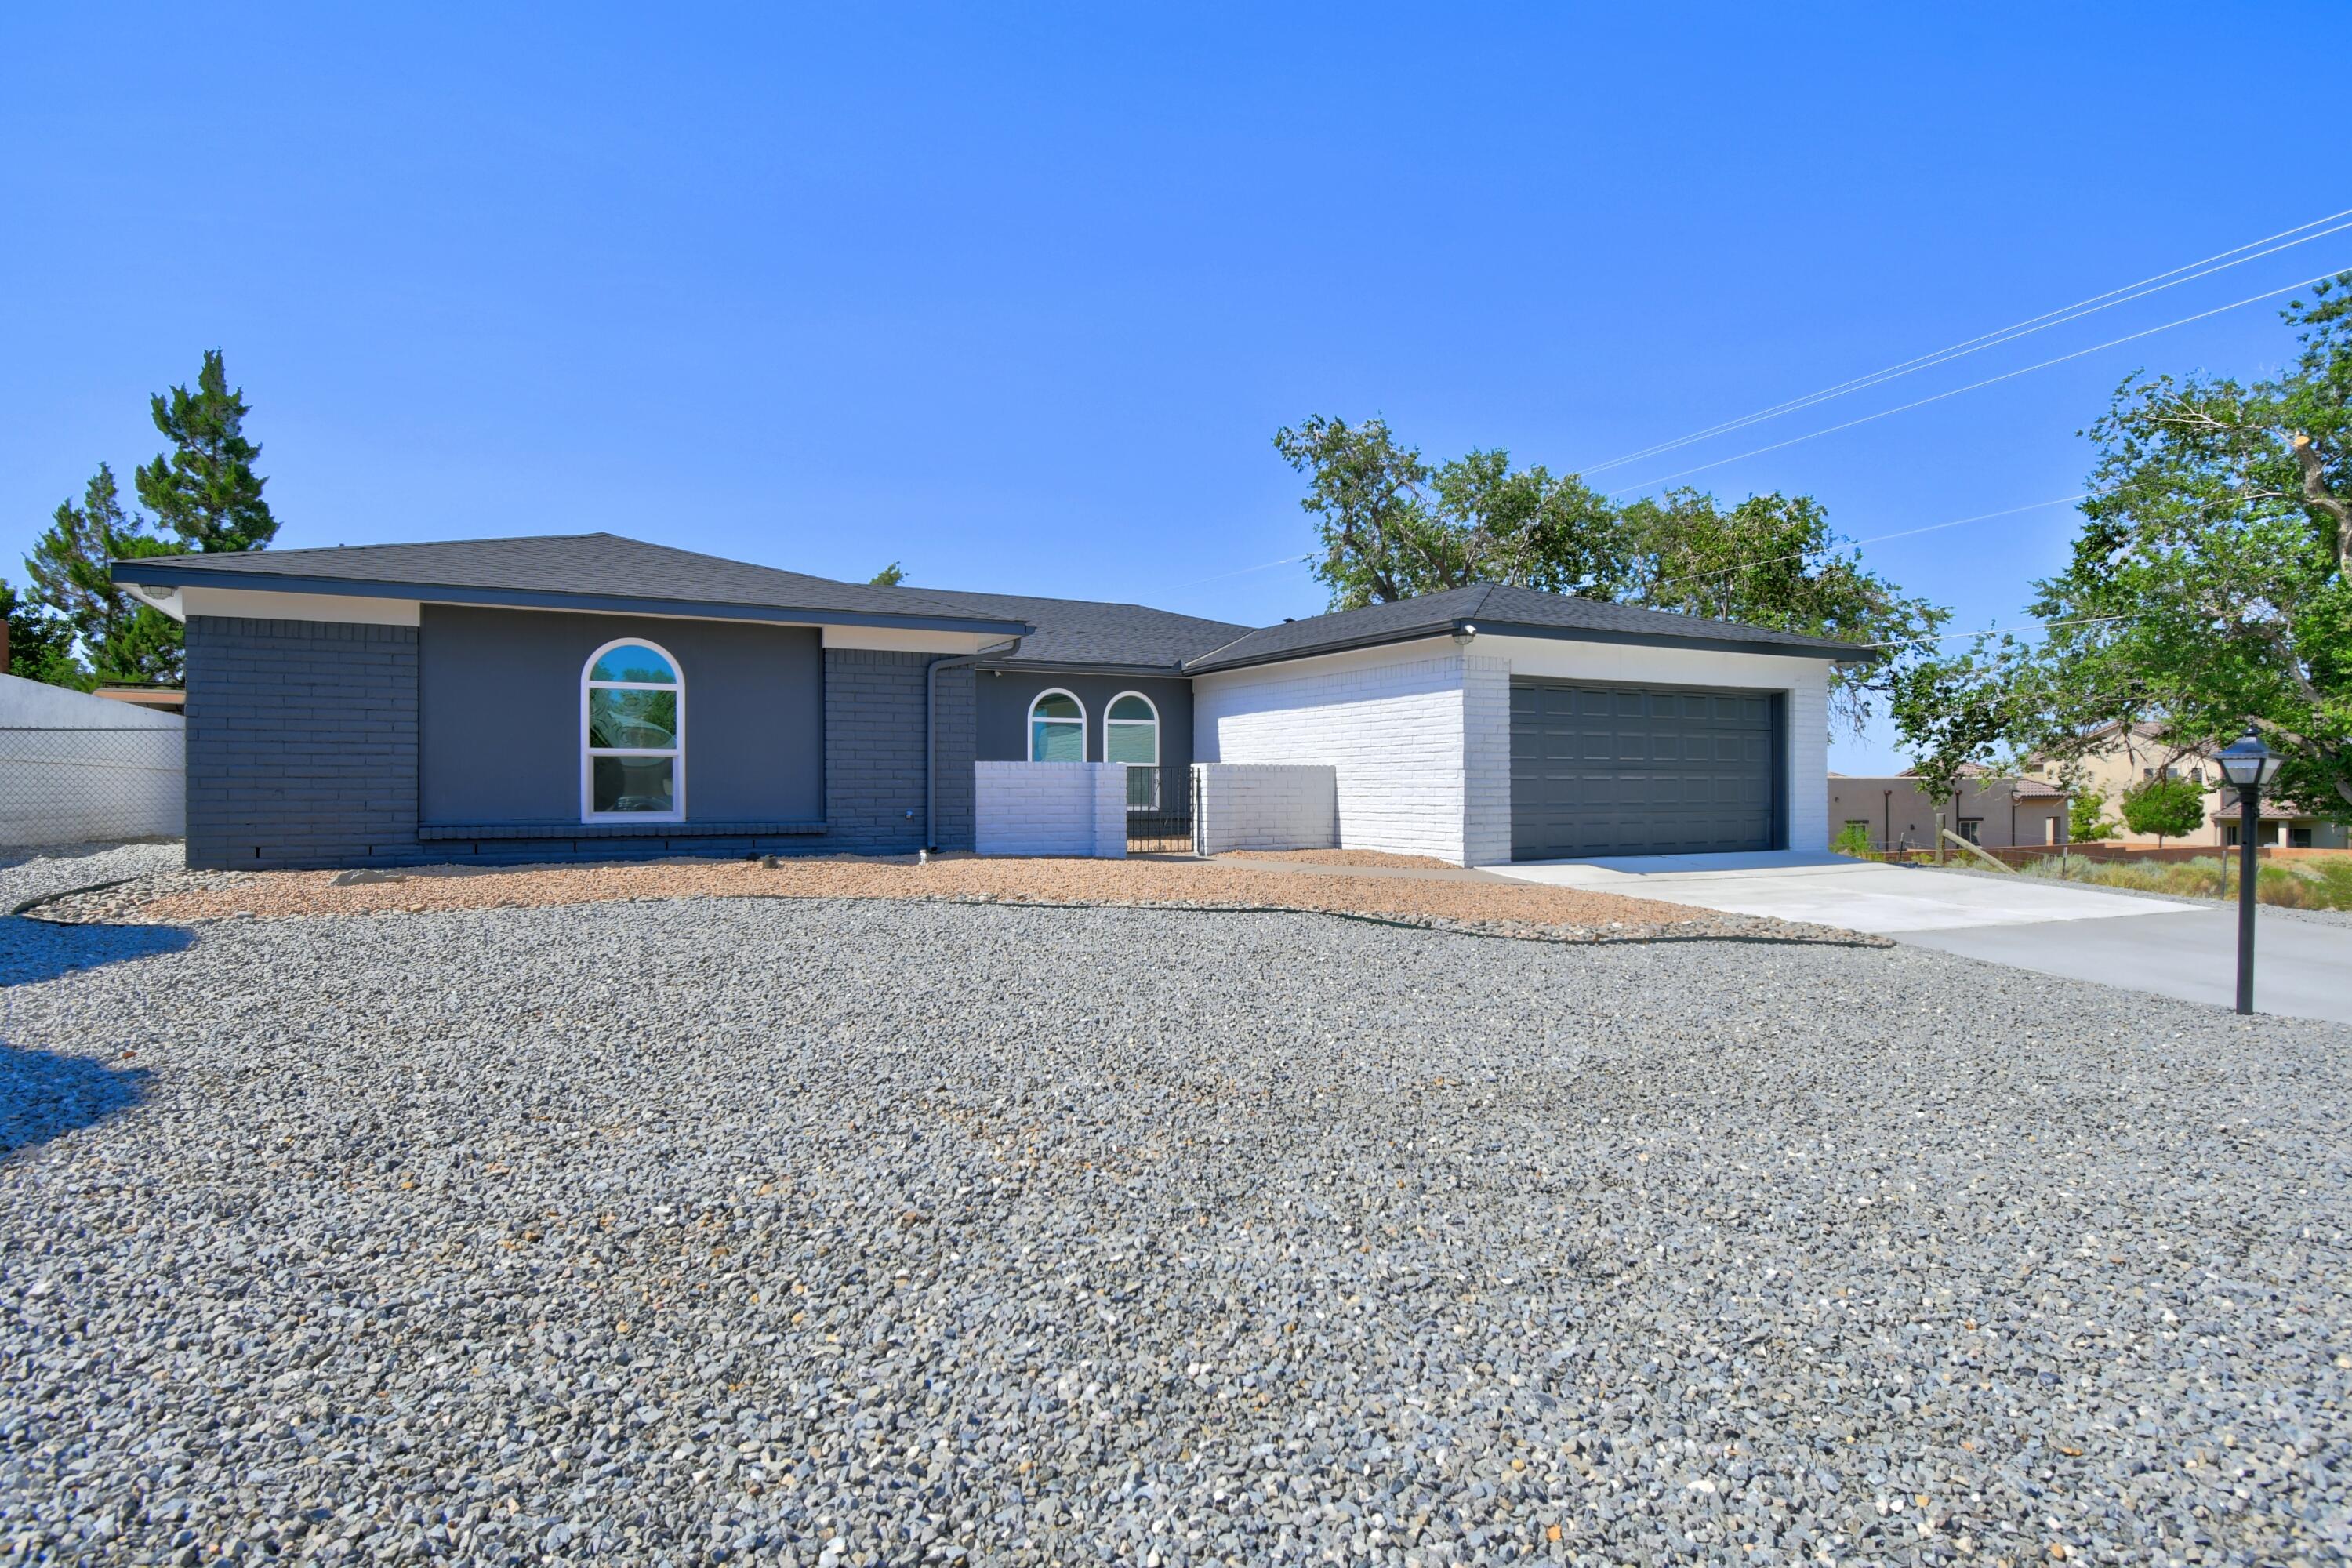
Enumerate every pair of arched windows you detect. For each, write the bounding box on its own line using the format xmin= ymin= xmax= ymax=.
xmin=584 ymin=639 xmax=683 ymax=820
xmin=1026 ymin=689 xmax=1158 ymax=766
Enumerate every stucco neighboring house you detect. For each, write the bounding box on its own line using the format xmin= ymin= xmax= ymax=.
xmin=111 ymin=532 xmax=1873 ymax=871
xmin=2050 ymin=721 xmax=2348 ymax=849
xmin=1827 ymin=766 xmax=2067 ymax=853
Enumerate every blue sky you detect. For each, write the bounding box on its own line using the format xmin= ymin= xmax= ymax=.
xmin=5 ymin=3 xmax=2346 ymax=771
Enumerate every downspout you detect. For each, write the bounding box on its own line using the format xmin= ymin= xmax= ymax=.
xmin=926 ymin=638 xmax=1023 ymax=852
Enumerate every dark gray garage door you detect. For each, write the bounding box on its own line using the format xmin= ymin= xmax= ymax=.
xmin=1509 ymin=681 xmax=1778 ymax=859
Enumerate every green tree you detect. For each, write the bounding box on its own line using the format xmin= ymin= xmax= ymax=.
xmin=26 ymin=463 xmax=183 ymax=684
xmin=2119 ymin=773 xmax=2205 ymax=847
xmin=136 ymin=347 xmax=278 ymax=554
xmin=869 ymin=562 xmax=906 ymax=586
xmin=2023 ymin=274 xmax=2352 ymax=823
xmin=0 ymin=578 xmax=91 ymax=688
xmin=2066 ymin=781 xmax=2118 ymax=842
xmin=1274 ymin=415 xmax=1452 ymax=608
xmin=1890 ymin=641 xmax=2024 ymax=856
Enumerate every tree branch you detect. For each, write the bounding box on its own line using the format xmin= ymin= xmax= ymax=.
xmin=2292 ymin=433 xmax=2350 ymax=579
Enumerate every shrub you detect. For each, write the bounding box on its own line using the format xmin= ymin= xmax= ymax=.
xmin=1832 ymin=821 xmax=1875 ymax=858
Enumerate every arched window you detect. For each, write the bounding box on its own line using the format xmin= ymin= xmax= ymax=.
xmin=1027 ymin=689 xmax=1085 ymax=761
xmin=584 ymin=639 xmax=683 ymax=820
xmin=1105 ymin=691 xmax=1160 ymax=811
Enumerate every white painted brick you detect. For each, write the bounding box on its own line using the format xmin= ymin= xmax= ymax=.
xmin=1192 ymin=764 xmax=1338 ymax=854
xmin=975 ymin=761 xmax=1128 ymax=858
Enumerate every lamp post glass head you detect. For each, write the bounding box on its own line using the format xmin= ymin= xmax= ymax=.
xmin=2215 ymin=734 xmax=2284 ymax=789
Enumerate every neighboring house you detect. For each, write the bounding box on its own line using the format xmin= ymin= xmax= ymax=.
xmin=94 ymin=685 xmax=187 ymax=716
xmin=1828 ymin=766 xmax=2067 ymax=853
xmin=2049 ymin=721 xmax=2348 ymax=850
xmin=112 ymin=532 xmax=1871 ymax=871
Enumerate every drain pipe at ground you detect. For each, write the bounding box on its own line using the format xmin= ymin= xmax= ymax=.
xmin=926 ymin=638 xmax=1023 ymax=855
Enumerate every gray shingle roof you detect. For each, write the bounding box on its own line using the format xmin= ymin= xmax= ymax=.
xmin=1181 ymin=582 xmax=1876 ymax=671
xmin=885 ymin=586 xmax=1250 ymax=670
xmin=112 ymin=532 xmax=1034 ymax=634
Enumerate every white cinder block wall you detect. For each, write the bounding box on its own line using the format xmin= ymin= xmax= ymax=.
xmin=1196 ymin=636 xmax=1840 ymax=866
xmin=0 ymin=673 xmax=185 ymax=846
xmin=974 ymin=761 xmax=1127 ymax=858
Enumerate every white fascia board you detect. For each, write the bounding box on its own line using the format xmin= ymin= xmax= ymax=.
xmin=1472 ymin=633 xmax=1837 ymax=688
xmin=181 ymin=585 xmax=423 ymax=626
xmin=1189 ymin=634 xmax=1462 ymax=695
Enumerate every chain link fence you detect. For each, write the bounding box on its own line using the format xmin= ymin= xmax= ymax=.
xmin=0 ymin=726 xmax=185 ymax=846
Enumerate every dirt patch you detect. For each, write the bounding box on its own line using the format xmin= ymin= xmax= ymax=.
xmin=40 ymin=853 xmax=1879 ymax=946
xmin=1211 ymin=848 xmax=1461 ymax=870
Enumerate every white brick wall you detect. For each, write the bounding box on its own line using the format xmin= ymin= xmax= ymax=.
xmin=1460 ymin=655 xmax=1512 ymax=866
xmin=0 ymin=673 xmax=185 ymax=846
xmin=1192 ymin=764 xmax=1339 ymax=855
xmin=1193 ymin=647 xmax=1475 ymax=862
xmin=974 ymin=762 xmax=1127 ymax=858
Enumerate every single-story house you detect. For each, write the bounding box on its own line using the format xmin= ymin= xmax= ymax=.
xmin=112 ymin=533 xmax=1871 ymax=870
xmin=1828 ymin=767 xmax=2069 ymax=852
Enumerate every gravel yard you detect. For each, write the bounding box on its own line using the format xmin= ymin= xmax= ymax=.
xmin=34 ymin=853 xmax=1838 ymax=948
xmin=2 ymin=896 xmax=2347 ymax=1567
xmin=0 ymin=840 xmax=181 ymax=916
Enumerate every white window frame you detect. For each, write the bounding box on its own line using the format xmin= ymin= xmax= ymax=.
xmin=1105 ymin=690 xmax=1160 ymax=811
xmin=583 ymin=637 xmax=685 ymax=823
xmin=1027 ymin=688 xmax=1087 ymax=763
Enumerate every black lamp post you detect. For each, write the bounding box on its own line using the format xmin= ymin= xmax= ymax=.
xmin=2213 ymin=734 xmax=2285 ymax=1015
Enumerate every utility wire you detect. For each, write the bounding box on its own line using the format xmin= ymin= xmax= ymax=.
xmin=1578 ymin=208 xmax=2352 ymax=475
xmin=1861 ymin=612 xmax=2138 ymax=650
xmin=1639 ymin=494 xmax=2089 ymax=593
xmin=1605 ymin=265 xmax=2352 ymax=499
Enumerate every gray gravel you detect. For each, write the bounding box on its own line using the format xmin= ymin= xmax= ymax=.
xmin=0 ymin=840 xmax=182 ymax=914
xmin=2 ymin=897 xmax=2347 ymax=1566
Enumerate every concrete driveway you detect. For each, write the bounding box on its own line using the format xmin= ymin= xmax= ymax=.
xmin=1492 ymin=851 xmax=2352 ymax=1024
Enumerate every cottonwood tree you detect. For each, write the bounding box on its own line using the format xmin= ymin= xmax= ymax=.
xmin=1890 ymin=640 xmax=2025 ymax=856
xmin=2024 ymin=274 xmax=2352 ymax=822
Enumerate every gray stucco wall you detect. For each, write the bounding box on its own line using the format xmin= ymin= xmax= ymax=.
xmin=975 ymin=670 xmax=1193 ymax=775
xmin=418 ymin=605 xmax=823 ymax=827
xmin=184 ymin=615 xmax=422 ymax=870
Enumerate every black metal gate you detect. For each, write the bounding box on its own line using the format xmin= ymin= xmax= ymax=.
xmin=1122 ymin=765 xmax=1193 ymax=854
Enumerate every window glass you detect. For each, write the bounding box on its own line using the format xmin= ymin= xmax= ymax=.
xmin=590 ymin=643 xmax=677 ymax=683
xmin=588 ymin=688 xmax=677 ymax=749
xmin=1107 ymin=694 xmax=1152 ymax=724
xmin=1105 ymin=691 xmax=1158 ymax=766
xmin=592 ymin=755 xmax=675 ymax=814
xmin=1028 ymin=691 xmax=1085 ymax=762
xmin=586 ymin=639 xmax=682 ymax=818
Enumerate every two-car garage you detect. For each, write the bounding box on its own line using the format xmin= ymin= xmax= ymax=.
xmin=1507 ymin=679 xmax=1783 ymax=861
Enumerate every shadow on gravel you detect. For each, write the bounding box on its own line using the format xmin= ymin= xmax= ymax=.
xmin=0 ymin=1043 xmax=148 ymax=1156
xmin=0 ymin=916 xmax=195 ymax=988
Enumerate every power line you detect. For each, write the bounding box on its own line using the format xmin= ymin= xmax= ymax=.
xmin=1578 ymin=207 xmax=2352 ymax=475
xmin=1639 ymin=493 xmax=2088 ymax=593
xmin=1604 ymin=265 xmax=2352 ymax=499
xmin=1861 ymin=612 xmax=2138 ymax=651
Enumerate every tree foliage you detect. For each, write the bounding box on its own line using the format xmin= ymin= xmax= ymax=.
xmin=0 ymin=578 xmax=91 ymax=688
xmin=1273 ymin=416 xmax=1944 ymax=733
xmin=869 ymin=562 xmax=906 ymax=587
xmin=2021 ymin=275 xmax=2352 ymax=820
xmin=27 ymin=464 xmax=183 ymax=683
xmin=20 ymin=349 xmax=280 ymax=688
xmin=2119 ymin=773 xmax=2205 ymax=845
xmin=135 ymin=348 xmax=278 ymax=554
xmin=2066 ymin=782 xmax=2118 ymax=842
xmin=1889 ymin=640 xmax=2024 ymax=808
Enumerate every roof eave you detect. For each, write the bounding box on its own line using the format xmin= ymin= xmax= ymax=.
xmin=109 ymin=561 xmax=1034 ymax=638
xmin=1186 ymin=616 xmax=1873 ymax=673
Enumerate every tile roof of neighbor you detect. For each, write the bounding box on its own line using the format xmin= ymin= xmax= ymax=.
xmin=114 ymin=532 xmax=1875 ymax=670
xmin=1179 ymin=581 xmax=1875 ymax=670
